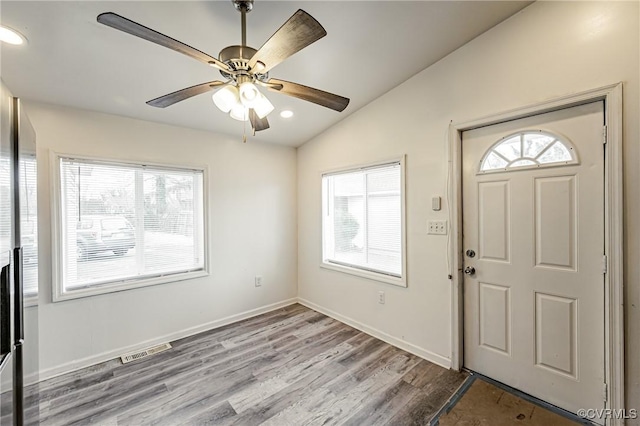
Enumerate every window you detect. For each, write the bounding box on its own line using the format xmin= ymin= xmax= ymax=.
xmin=0 ymin=153 xmax=38 ymax=300
xmin=480 ymin=131 xmax=578 ymax=173
xmin=321 ymin=160 xmax=405 ymax=286
xmin=53 ymin=155 xmax=206 ymax=300
xmin=20 ymin=155 xmax=38 ymax=298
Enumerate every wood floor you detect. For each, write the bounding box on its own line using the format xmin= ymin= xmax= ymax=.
xmin=12 ymin=304 xmax=467 ymax=425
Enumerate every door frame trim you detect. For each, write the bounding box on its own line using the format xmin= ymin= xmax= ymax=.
xmin=448 ymin=83 xmax=624 ymax=421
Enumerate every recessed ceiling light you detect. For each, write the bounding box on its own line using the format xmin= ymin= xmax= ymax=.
xmin=0 ymin=25 xmax=26 ymax=45
xmin=280 ymin=110 xmax=294 ymax=119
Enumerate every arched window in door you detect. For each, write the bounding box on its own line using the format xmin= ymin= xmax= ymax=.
xmin=479 ymin=131 xmax=578 ymax=173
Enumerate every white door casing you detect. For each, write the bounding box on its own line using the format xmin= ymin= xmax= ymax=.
xmin=462 ymin=102 xmax=605 ymax=416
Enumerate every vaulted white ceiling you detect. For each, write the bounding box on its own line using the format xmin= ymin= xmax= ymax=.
xmin=1 ymin=1 xmax=531 ymax=147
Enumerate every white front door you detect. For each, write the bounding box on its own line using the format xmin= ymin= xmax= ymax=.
xmin=462 ymin=102 xmax=605 ymax=416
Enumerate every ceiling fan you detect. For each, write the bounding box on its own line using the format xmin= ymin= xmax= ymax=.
xmin=97 ymin=0 xmax=350 ymax=134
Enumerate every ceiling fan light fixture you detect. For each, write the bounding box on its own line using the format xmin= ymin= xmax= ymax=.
xmin=253 ymin=93 xmax=274 ymax=119
xmin=230 ymin=103 xmax=249 ymax=121
xmin=212 ymin=85 xmax=239 ymax=113
xmin=280 ymin=110 xmax=294 ymax=119
xmin=238 ymin=81 xmax=260 ymax=107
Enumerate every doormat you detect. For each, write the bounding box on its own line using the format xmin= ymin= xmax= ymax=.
xmin=431 ymin=375 xmax=591 ymax=425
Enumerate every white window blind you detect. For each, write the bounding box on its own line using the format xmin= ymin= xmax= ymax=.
xmin=0 ymin=155 xmax=38 ymax=297
xmin=58 ymin=157 xmax=205 ymax=295
xmin=322 ymin=162 xmax=403 ymax=280
xmin=0 ymin=157 xmax=10 ymax=256
xmin=20 ymin=155 xmax=38 ymax=296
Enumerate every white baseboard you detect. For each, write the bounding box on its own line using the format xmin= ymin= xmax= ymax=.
xmin=30 ymin=298 xmax=298 ymax=385
xmin=297 ymin=297 xmax=452 ymax=369
xmin=28 ymin=296 xmax=451 ymax=386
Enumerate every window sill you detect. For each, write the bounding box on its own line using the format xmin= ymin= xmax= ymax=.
xmin=53 ymin=269 xmax=208 ymax=302
xmin=320 ymin=261 xmax=406 ymax=287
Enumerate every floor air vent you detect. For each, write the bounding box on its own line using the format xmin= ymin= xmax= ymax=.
xmin=120 ymin=343 xmax=172 ymax=364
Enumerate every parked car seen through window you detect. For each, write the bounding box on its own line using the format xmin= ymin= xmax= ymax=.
xmin=76 ymin=215 xmax=135 ymax=260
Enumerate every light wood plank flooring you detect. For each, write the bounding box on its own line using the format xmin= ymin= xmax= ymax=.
xmin=14 ymin=304 xmax=467 ymax=425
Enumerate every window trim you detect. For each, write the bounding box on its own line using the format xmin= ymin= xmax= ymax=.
xmin=50 ymin=152 xmax=209 ymax=302
xmin=320 ymin=156 xmax=407 ymax=287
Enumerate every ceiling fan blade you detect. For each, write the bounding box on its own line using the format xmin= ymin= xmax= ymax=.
xmin=249 ymin=109 xmax=270 ymax=132
xmin=267 ymin=79 xmax=349 ymax=112
xmin=147 ymin=81 xmax=226 ymax=108
xmin=248 ymin=10 xmax=326 ymax=73
xmin=97 ymin=12 xmax=230 ymax=72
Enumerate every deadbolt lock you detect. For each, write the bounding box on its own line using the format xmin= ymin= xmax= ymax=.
xmin=466 ymin=249 xmax=476 ymax=258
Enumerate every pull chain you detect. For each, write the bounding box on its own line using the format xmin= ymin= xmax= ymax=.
xmin=243 ymin=115 xmax=247 ymax=143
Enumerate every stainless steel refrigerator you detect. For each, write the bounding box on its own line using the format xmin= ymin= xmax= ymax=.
xmin=0 ymin=80 xmax=37 ymax=425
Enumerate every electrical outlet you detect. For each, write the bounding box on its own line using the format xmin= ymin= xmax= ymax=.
xmin=428 ymin=220 xmax=447 ymax=235
xmin=378 ymin=291 xmax=385 ymax=304
xmin=254 ymin=276 xmax=262 ymax=287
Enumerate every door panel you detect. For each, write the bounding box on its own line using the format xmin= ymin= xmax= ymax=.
xmin=534 ymin=292 xmax=578 ymax=378
xmin=478 ymin=282 xmax=511 ymax=355
xmin=534 ymin=175 xmax=577 ymax=270
xmin=462 ymin=101 xmax=605 ymax=417
xmin=478 ymin=181 xmax=510 ymax=262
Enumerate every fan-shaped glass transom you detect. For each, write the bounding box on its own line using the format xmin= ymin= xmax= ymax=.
xmin=480 ymin=131 xmax=577 ymax=173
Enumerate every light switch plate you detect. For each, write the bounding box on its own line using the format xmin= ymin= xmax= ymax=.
xmin=432 ymin=196 xmax=441 ymax=211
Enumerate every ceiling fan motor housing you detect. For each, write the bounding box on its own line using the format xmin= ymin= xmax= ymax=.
xmin=218 ymin=45 xmax=268 ymax=81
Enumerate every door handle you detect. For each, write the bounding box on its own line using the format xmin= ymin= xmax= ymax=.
xmin=464 ymin=266 xmax=476 ymax=275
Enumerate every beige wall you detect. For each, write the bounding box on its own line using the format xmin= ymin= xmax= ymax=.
xmin=25 ymin=102 xmax=298 ymax=378
xmin=297 ymin=0 xmax=639 ymax=414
